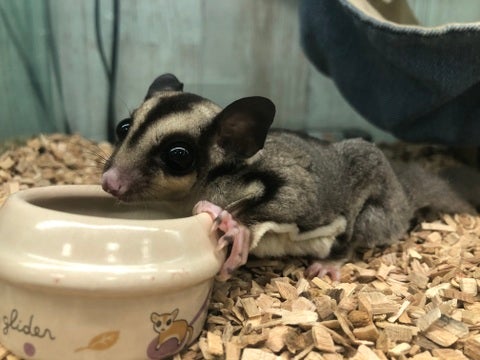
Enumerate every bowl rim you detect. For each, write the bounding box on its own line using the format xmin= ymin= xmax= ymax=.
xmin=0 ymin=185 xmax=224 ymax=294
xmin=7 ymin=184 xmax=194 ymax=223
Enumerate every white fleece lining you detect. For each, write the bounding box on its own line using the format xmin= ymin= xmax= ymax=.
xmin=249 ymin=216 xmax=347 ymax=258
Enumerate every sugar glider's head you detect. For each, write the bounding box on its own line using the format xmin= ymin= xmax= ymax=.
xmin=102 ymin=74 xmax=275 ymax=202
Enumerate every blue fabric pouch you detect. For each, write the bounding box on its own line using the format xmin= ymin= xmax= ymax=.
xmin=300 ymin=0 xmax=480 ymax=145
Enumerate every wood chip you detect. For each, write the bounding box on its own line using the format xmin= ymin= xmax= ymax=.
xmin=275 ymin=280 xmax=299 ymax=300
xmin=432 ymin=348 xmax=469 ymax=360
xmin=462 ymin=309 xmax=480 ymax=325
xmin=376 ymin=263 xmax=396 ymax=280
xmin=291 ymin=297 xmax=316 ymax=312
xmin=425 ymin=283 xmax=451 ymax=298
xmin=206 ymin=331 xmax=224 ymax=356
xmin=464 ymin=335 xmax=480 ymax=360
xmin=441 ymin=288 xmax=476 ymax=303
xmin=241 ymin=297 xmax=262 ymax=318
xmin=310 ymin=277 xmax=332 ymax=290
xmin=312 ymin=295 xmax=335 ymax=320
xmin=409 ymin=271 xmax=430 ymax=289
xmin=387 ymin=300 xmax=410 ymax=323
xmin=358 ymin=292 xmax=399 ymax=315
xmin=304 ymin=352 xmax=324 ymax=360
xmin=459 ymin=277 xmax=478 ymax=296
xmin=411 ymin=351 xmax=436 ymax=360
xmin=296 ymin=278 xmax=310 ymax=295
xmin=334 ymin=311 xmax=359 ymax=345
xmin=351 ymin=344 xmax=382 ymax=360
xmin=416 ymin=307 xmax=441 ymax=331
xmin=293 ymin=344 xmax=316 ymax=360
xmin=241 ymin=348 xmax=277 ymax=360
xmin=424 ymin=324 xmax=458 ymax=347
xmin=421 ymin=222 xmax=456 ymax=232
xmin=348 ymin=310 xmax=371 ymax=328
xmin=352 ymin=324 xmax=379 ymax=342
xmin=0 ymin=156 xmax=15 ymax=170
xmin=311 ymin=325 xmax=335 ymax=352
xmin=0 ymin=347 xmax=8 ymax=359
xmin=269 ymin=309 xmax=318 ymax=327
xmin=265 ymin=326 xmax=291 ymax=353
xmin=225 ymin=341 xmax=242 ymax=360
xmin=383 ymin=323 xmax=415 ymax=342
xmin=388 ymin=342 xmax=411 ymax=357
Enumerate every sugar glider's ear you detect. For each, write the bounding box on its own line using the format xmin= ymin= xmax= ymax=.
xmin=214 ymin=96 xmax=275 ymax=159
xmin=145 ymin=73 xmax=184 ymax=100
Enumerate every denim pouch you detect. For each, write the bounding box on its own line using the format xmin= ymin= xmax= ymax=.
xmin=300 ymin=0 xmax=480 ymax=145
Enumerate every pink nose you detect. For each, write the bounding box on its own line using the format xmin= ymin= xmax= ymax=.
xmin=102 ymin=168 xmax=129 ymax=197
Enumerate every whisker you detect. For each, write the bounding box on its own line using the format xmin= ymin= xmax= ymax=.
xmin=83 ymin=145 xmax=112 ymax=167
xmin=86 ymin=144 xmax=112 ymax=159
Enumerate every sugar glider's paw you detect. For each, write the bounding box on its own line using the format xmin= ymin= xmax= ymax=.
xmin=193 ymin=200 xmax=250 ymax=281
xmin=305 ymin=260 xmax=342 ymax=281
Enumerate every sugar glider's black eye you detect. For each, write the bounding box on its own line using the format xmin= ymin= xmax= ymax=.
xmin=116 ymin=118 xmax=132 ymax=141
xmin=163 ymin=142 xmax=195 ymax=175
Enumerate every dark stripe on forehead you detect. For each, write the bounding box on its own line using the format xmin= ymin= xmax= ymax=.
xmin=128 ymin=93 xmax=205 ymax=146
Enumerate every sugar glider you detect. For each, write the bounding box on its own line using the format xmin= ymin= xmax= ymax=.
xmin=102 ymin=74 xmax=474 ymax=281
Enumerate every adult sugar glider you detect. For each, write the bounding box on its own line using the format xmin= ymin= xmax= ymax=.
xmin=102 ymin=74 xmax=474 ymax=281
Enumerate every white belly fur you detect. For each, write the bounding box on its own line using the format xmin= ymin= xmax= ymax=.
xmin=249 ymin=216 xmax=347 ymax=259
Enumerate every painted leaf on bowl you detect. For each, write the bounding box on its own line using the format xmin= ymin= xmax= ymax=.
xmin=74 ymin=330 xmax=120 ymax=352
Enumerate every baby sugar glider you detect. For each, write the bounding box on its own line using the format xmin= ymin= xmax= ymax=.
xmin=102 ymin=73 xmax=474 ymax=281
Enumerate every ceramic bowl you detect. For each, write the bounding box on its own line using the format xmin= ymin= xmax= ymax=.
xmin=0 ymin=185 xmax=224 ymax=360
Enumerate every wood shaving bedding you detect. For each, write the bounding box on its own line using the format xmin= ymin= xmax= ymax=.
xmin=0 ymin=134 xmax=478 ymax=360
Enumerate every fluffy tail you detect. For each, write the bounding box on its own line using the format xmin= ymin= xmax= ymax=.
xmin=392 ymin=162 xmax=475 ymax=220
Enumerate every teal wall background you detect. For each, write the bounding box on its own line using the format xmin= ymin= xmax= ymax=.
xmin=1 ymin=0 xmax=479 ymax=143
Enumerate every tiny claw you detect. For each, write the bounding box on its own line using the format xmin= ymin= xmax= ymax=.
xmin=216 ymin=230 xmax=237 ymax=251
xmin=216 ymin=235 xmax=232 ymax=251
xmin=210 ymin=220 xmax=218 ymax=233
xmin=211 ymin=212 xmax=228 ymax=231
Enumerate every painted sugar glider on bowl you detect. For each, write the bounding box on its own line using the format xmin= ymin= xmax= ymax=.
xmin=102 ymin=74 xmax=474 ymax=281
